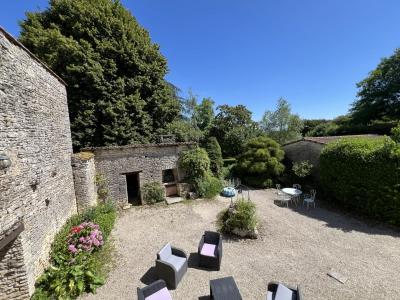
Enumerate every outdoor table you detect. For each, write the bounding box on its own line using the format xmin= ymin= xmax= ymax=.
xmin=281 ymin=188 xmax=302 ymax=196
xmin=210 ymin=276 xmax=242 ymax=300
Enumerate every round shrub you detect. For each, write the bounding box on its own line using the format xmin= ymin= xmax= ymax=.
xmin=141 ymin=182 xmax=165 ymax=204
xmin=292 ymin=160 xmax=313 ymax=178
xmin=195 ymin=175 xmax=223 ymax=199
xmin=179 ymin=147 xmax=211 ymax=180
xmin=217 ymin=199 xmax=258 ymax=233
xmin=235 ymin=136 xmax=285 ymax=187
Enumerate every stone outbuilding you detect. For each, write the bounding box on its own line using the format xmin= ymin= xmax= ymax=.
xmin=81 ymin=142 xmax=196 ymax=206
xmin=283 ymin=135 xmax=380 ymax=178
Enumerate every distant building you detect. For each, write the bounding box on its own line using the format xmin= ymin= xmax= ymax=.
xmin=283 ymin=135 xmax=381 ymax=178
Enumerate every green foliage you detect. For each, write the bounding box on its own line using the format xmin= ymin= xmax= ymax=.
xmin=210 ymin=104 xmax=260 ymax=157
xmin=391 ymin=123 xmax=400 ymax=143
xmin=179 ymin=147 xmax=211 ymax=180
xmin=260 ymin=98 xmax=303 ymax=144
xmin=193 ymin=98 xmax=215 ymax=132
xmin=292 ymin=160 xmax=313 ymax=178
xmin=306 ymin=121 xmax=339 ymax=137
xmin=351 ymin=48 xmax=400 ymax=124
xmin=320 ymin=137 xmax=400 ymax=225
xmin=195 ymin=175 xmax=223 ymax=199
xmin=205 ymin=137 xmax=223 ymax=178
xmin=19 ymin=0 xmax=180 ymax=149
xmin=235 ymin=136 xmax=285 ymax=187
xmin=161 ymin=119 xmax=204 ymax=142
xmin=217 ymin=199 xmax=258 ymax=233
xmin=302 ymin=119 xmax=330 ymax=136
xmin=142 ymin=182 xmax=165 ymax=204
xmin=95 ymin=173 xmax=109 ymax=203
xmin=32 ymin=203 xmax=117 ymax=299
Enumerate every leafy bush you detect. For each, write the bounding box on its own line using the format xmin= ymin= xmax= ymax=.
xmin=195 ymin=175 xmax=223 ymax=199
xmin=292 ymin=160 xmax=313 ymax=178
xmin=217 ymin=199 xmax=258 ymax=233
xmin=142 ymin=182 xmax=165 ymax=204
xmin=235 ymin=136 xmax=285 ymax=187
xmin=205 ymin=137 xmax=224 ymax=178
xmin=32 ymin=202 xmax=117 ymax=299
xmin=179 ymin=147 xmax=211 ymax=180
xmin=320 ymin=137 xmax=400 ymax=225
xmin=95 ymin=173 xmax=109 ymax=202
xmin=391 ymin=123 xmax=400 ymax=143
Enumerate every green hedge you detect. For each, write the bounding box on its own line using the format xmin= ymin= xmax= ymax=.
xmin=320 ymin=137 xmax=400 ymax=225
xmin=142 ymin=182 xmax=165 ymax=204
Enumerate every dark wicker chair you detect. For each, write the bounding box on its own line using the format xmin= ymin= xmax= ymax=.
xmin=137 ymin=279 xmax=171 ymax=300
xmin=155 ymin=243 xmax=188 ymax=289
xmin=198 ymin=231 xmax=222 ymax=270
xmin=267 ymin=281 xmax=302 ymax=300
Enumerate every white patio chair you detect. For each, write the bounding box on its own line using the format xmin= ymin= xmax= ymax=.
xmin=292 ymin=184 xmax=302 ymax=206
xmin=279 ymin=193 xmax=291 ymax=208
xmin=275 ymin=184 xmax=284 ymax=196
xmin=303 ymin=189 xmax=316 ymax=209
xmin=293 ymin=184 xmax=301 ymax=190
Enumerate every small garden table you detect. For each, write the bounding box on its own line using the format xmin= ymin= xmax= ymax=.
xmin=210 ymin=276 xmax=242 ymax=300
xmin=281 ymin=188 xmax=302 ymax=196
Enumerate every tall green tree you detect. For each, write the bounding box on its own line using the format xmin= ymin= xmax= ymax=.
xmin=193 ymin=98 xmax=215 ymax=132
xmin=19 ymin=0 xmax=180 ymax=149
xmin=210 ymin=104 xmax=259 ymax=157
xmin=351 ymin=48 xmax=400 ymax=124
xmin=260 ymin=98 xmax=303 ymax=144
xmin=205 ymin=137 xmax=223 ymax=178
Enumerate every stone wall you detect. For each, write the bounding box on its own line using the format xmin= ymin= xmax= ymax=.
xmin=0 ymin=236 xmax=30 ymax=300
xmin=85 ymin=143 xmax=195 ymax=205
xmin=283 ymin=140 xmax=324 ymax=177
xmin=0 ymin=28 xmax=77 ymax=296
xmin=72 ymin=153 xmax=98 ymax=213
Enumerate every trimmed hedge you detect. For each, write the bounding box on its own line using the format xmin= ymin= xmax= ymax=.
xmin=142 ymin=182 xmax=165 ymax=204
xmin=320 ymin=137 xmax=400 ymax=225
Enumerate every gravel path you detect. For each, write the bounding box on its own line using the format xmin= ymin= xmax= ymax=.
xmin=82 ymin=189 xmax=400 ymax=299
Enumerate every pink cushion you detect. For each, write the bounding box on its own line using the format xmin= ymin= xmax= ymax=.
xmin=200 ymin=243 xmax=216 ymax=257
xmin=145 ymin=287 xmax=172 ymax=300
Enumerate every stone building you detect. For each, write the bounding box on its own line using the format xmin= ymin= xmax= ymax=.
xmin=82 ymin=142 xmax=195 ymax=205
xmin=0 ymin=27 xmax=77 ymax=298
xmin=283 ymin=135 xmax=380 ymax=178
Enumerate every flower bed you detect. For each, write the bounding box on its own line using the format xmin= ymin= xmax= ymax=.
xmin=32 ymin=202 xmax=117 ymax=299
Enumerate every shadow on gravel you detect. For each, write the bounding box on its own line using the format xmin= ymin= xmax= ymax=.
xmin=287 ymin=201 xmax=400 ymax=238
xmin=140 ymin=267 xmax=158 ymax=285
xmin=198 ymin=296 xmax=211 ymax=300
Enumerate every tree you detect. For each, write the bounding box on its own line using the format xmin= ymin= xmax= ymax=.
xmin=205 ymin=137 xmax=223 ymax=178
xmin=210 ymin=104 xmax=259 ymax=157
xmin=302 ymin=119 xmax=330 ymax=136
xmin=391 ymin=123 xmax=400 ymax=143
xmin=160 ymin=120 xmax=203 ymax=142
xmin=19 ymin=0 xmax=180 ymax=149
xmin=235 ymin=136 xmax=285 ymax=187
xmin=260 ymin=98 xmax=303 ymax=144
xmin=193 ymin=98 xmax=215 ymax=132
xmin=351 ymin=48 xmax=400 ymax=124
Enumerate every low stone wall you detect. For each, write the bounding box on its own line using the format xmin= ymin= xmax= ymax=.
xmin=72 ymin=153 xmax=97 ymax=213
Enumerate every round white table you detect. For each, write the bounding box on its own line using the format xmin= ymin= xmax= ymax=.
xmin=281 ymin=188 xmax=302 ymax=196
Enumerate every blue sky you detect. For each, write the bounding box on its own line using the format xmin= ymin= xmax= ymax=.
xmin=2 ymin=0 xmax=400 ymax=120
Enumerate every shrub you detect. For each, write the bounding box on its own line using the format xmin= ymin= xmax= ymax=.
xmin=235 ymin=136 xmax=285 ymax=187
xmin=320 ymin=137 xmax=400 ymax=225
xmin=205 ymin=137 xmax=224 ymax=178
xmin=142 ymin=182 xmax=165 ymax=204
xmin=95 ymin=173 xmax=109 ymax=202
xmin=391 ymin=123 xmax=400 ymax=143
xmin=32 ymin=202 xmax=117 ymax=299
xmin=179 ymin=147 xmax=211 ymax=180
xmin=292 ymin=160 xmax=313 ymax=178
xmin=195 ymin=175 xmax=223 ymax=199
xmin=217 ymin=199 xmax=258 ymax=233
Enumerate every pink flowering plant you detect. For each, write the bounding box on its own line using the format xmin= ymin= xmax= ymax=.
xmin=67 ymin=222 xmax=104 ymax=254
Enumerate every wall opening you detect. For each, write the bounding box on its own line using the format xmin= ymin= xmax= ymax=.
xmin=162 ymin=169 xmax=178 ymax=197
xmin=126 ymin=172 xmax=140 ymax=205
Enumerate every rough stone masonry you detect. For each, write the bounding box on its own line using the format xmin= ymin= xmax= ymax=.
xmin=0 ymin=27 xmax=77 ymax=298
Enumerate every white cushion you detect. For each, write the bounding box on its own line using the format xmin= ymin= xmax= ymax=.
xmin=164 ymin=255 xmax=186 ymax=271
xmin=158 ymin=243 xmax=172 ymax=261
xmin=275 ymin=283 xmax=293 ymax=300
xmin=266 ymin=291 xmax=273 ymax=300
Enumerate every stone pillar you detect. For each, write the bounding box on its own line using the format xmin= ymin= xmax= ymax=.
xmin=72 ymin=153 xmax=97 ymax=213
xmin=0 ymin=236 xmax=30 ymax=300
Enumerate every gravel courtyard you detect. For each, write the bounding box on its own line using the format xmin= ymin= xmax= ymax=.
xmin=82 ymin=189 xmax=400 ymax=300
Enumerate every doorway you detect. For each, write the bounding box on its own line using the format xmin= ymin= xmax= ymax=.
xmin=126 ymin=172 xmax=140 ymax=205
